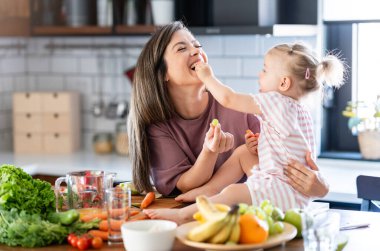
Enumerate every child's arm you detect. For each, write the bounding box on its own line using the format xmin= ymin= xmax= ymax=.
xmin=195 ymin=62 xmax=261 ymax=115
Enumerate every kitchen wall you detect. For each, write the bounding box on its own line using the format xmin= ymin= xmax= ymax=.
xmin=0 ymin=34 xmax=317 ymax=152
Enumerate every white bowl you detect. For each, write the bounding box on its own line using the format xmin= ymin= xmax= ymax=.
xmin=121 ymin=220 xmax=177 ymax=251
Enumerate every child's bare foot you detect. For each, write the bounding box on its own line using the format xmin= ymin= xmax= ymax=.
xmin=143 ymin=208 xmax=192 ymax=225
xmin=175 ymin=187 xmax=218 ymax=202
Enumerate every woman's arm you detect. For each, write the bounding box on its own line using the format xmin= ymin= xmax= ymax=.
xmin=176 ymin=123 xmax=234 ymax=192
xmin=284 ymin=152 xmax=329 ymax=198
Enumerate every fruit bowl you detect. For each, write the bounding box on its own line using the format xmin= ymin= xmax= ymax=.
xmin=176 ymin=221 xmax=297 ymax=251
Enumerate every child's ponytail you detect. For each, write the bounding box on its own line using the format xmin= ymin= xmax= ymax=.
xmin=317 ymin=54 xmax=345 ymax=89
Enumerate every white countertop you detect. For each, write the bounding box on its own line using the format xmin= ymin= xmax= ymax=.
xmin=1 ymin=151 xmax=380 ymax=205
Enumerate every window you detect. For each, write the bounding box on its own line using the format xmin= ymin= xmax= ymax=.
xmin=321 ymin=17 xmax=380 ymax=159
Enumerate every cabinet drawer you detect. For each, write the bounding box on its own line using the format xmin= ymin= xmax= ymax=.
xmin=13 ymin=113 xmax=43 ymax=132
xmin=42 ymin=93 xmax=76 ymax=113
xmin=14 ymin=133 xmax=43 ymax=153
xmin=43 ymin=133 xmax=74 ymax=153
xmin=42 ymin=113 xmax=72 ymax=133
xmin=13 ymin=93 xmax=42 ymax=113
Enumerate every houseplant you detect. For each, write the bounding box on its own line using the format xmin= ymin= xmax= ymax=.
xmin=342 ymin=96 xmax=380 ymax=159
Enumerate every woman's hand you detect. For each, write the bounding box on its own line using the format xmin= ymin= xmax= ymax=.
xmin=204 ymin=123 xmax=234 ymax=154
xmin=285 ymin=152 xmax=329 ymax=198
xmin=245 ymin=130 xmax=259 ymax=155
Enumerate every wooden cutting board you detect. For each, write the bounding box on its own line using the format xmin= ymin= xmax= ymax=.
xmin=132 ymin=195 xmax=189 ymax=209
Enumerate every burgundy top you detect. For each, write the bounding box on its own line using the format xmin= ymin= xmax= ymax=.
xmin=147 ymin=93 xmax=260 ymax=196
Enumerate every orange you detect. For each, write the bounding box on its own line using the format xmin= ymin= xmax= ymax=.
xmin=239 ymin=213 xmax=269 ymax=244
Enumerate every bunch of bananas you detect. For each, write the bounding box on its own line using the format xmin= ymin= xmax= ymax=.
xmin=187 ymin=196 xmax=241 ymax=244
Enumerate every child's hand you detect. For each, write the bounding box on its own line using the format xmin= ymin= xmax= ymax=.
xmin=194 ymin=62 xmax=214 ymax=82
xmin=245 ymin=130 xmax=259 ymax=155
xmin=204 ymin=122 xmax=234 ymax=154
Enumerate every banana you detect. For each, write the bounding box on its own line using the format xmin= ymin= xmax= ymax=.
xmin=208 ymin=213 xmax=234 ymax=244
xmin=193 ymin=204 xmax=231 ymax=223
xmin=196 ymin=196 xmax=228 ymax=221
xmin=187 ymin=214 xmax=228 ymax=242
xmin=227 ymin=212 xmax=241 ymax=244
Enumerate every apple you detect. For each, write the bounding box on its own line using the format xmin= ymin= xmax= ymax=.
xmin=283 ymin=208 xmax=303 ymax=238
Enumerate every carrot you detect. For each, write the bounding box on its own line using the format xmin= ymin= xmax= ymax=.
xmin=80 ymin=211 xmax=108 ymax=222
xmin=129 ymin=212 xmax=150 ymax=221
xmin=130 ymin=210 xmax=140 ymax=217
xmin=98 ymin=220 xmax=124 ymax=231
xmin=88 ymin=230 xmax=108 ymax=241
xmin=140 ymin=192 xmax=156 ymax=209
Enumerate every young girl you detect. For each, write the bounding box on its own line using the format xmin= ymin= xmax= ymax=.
xmin=144 ymin=43 xmax=344 ymax=224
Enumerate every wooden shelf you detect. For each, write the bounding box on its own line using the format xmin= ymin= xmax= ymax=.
xmin=115 ymin=25 xmax=157 ymax=35
xmin=32 ymin=26 xmax=113 ymax=36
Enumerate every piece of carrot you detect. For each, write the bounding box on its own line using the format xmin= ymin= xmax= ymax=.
xmin=129 ymin=212 xmax=149 ymax=221
xmin=140 ymin=192 xmax=156 ymax=209
xmin=98 ymin=220 xmax=124 ymax=231
xmin=88 ymin=230 xmax=109 ymax=241
xmin=80 ymin=211 xmax=108 ymax=222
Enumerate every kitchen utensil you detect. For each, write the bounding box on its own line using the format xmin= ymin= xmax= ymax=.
xmin=105 ymin=101 xmax=119 ymax=119
xmin=92 ymin=55 xmax=106 ymax=117
xmin=65 ymin=0 xmax=97 ymax=27
xmin=55 ymin=170 xmax=116 ymax=212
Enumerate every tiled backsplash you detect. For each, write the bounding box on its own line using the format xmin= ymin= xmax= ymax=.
xmin=0 ymin=34 xmax=317 ymax=152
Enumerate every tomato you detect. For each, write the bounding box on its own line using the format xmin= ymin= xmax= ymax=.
xmin=77 ymin=237 xmax=90 ymax=250
xmin=67 ymin=233 xmax=76 ymax=243
xmin=91 ymin=236 xmax=103 ymax=249
xmin=69 ymin=236 xmax=78 ymax=248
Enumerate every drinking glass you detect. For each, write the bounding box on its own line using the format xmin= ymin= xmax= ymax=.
xmin=106 ymin=187 xmax=131 ymax=245
xmin=302 ymin=211 xmax=341 ymax=251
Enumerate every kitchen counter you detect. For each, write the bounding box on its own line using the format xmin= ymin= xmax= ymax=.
xmin=1 ymin=151 xmax=380 ymax=205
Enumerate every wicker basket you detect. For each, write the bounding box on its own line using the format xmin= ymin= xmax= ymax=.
xmin=358 ymin=131 xmax=380 ymax=159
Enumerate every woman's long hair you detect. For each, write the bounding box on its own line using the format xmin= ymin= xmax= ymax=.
xmin=128 ymin=21 xmax=187 ymax=193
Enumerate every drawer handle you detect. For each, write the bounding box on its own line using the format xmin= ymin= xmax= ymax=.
xmin=53 ymin=93 xmax=58 ymax=98
xmin=26 ymin=113 xmax=31 ymax=118
xmin=54 ymin=113 xmax=59 ymax=119
xmin=26 ymin=133 xmax=31 ymax=138
xmin=25 ymin=93 xmax=30 ymax=98
xmin=54 ymin=133 xmax=60 ymax=138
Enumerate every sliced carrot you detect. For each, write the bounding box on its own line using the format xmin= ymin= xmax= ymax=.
xmin=129 ymin=212 xmax=149 ymax=221
xmin=129 ymin=210 xmax=140 ymax=217
xmin=140 ymin=192 xmax=156 ymax=209
xmin=88 ymin=230 xmax=109 ymax=241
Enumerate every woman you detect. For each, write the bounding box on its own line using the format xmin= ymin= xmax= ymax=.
xmin=128 ymin=21 xmax=328 ymax=199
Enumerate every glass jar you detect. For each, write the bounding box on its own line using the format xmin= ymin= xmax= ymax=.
xmin=93 ymin=132 xmax=113 ymax=154
xmin=115 ymin=122 xmax=129 ymax=156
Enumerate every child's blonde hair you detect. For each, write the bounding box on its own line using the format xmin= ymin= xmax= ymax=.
xmin=270 ymin=43 xmax=345 ymax=95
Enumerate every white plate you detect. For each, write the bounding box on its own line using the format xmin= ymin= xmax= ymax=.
xmin=176 ymin=221 xmax=297 ymax=251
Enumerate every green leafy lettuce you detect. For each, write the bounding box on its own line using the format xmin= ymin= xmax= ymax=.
xmin=0 ymin=164 xmax=55 ymax=216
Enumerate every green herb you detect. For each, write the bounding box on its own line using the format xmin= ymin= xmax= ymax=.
xmin=0 ymin=164 xmax=55 ymax=216
xmin=0 ymin=209 xmax=99 ymax=248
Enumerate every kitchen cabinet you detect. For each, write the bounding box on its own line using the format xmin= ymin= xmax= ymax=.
xmin=0 ymin=0 xmax=30 ymax=36
xmin=0 ymin=0 xmax=319 ymax=37
xmin=30 ymin=0 xmax=156 ymax=36
xmin=13 ymin=92 xmax=81 ymax=154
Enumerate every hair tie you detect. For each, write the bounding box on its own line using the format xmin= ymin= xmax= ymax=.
xmin=305 ymin=68 xmax=310 ymax=79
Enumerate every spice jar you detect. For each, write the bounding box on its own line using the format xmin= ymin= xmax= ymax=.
xmin=115 ymin=122 xmax=129 ymax=156
xmin=93 ymin=132 xmax=113 ymax=154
